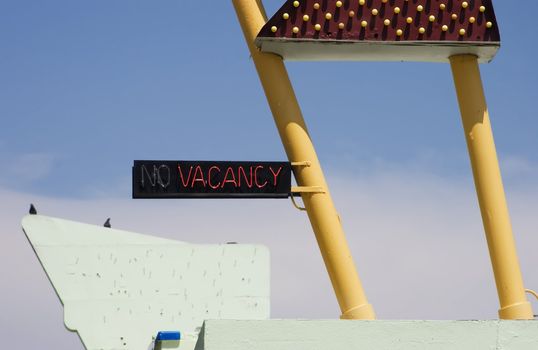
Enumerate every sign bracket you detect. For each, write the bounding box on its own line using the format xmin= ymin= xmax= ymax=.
xmin=291 ymin=161 xmax=311 ymax=167
xmin=289 ymin=185 xmax=325 ymax=211
xmin=289 ymin=195 xmax=306 ymax=212
xmin=290 ymin=186 xmax=324 ymax=194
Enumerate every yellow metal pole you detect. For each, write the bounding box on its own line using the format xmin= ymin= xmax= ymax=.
xmin=232 ymin=0 xmax=375 ymax=320
xmin=450 ymin=55 xmax=533 ymax=319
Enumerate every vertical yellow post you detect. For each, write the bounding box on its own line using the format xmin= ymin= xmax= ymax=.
xmin=450 ymin=55 xmax=533 ymax=319
xmin=232 ymin=0 xmax=375 ymax=319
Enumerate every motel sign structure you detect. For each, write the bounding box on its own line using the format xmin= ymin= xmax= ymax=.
xmin=234 ymin=0 xmax=534 ymax=321
xmin=22 ymin=1 xmax=538 ymax=349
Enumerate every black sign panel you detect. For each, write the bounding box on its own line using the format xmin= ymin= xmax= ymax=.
xmin=133 ymin=160 xmax=291 ymax=198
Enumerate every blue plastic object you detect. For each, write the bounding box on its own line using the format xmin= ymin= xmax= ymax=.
xmin=156 ymin=331 xmax=181 ymax=341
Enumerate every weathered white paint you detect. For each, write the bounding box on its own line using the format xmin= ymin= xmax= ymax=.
xmin=195 ymin=320 xmax=538 ymax=350
xmin=255 ymin=39 xmax=499 ymax=63
xmin=22 ymin=215 xmax=270 ymax=350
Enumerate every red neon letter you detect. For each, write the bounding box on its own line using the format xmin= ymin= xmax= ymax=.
xmin=269 ymin=166 xmax=283 ymax=186
xmin=221 ymin=167 xmax=238 ymax=188
xmin=208 ymin=166 xmax=221 ymax=189
xmin=178 ymin=165 xmax=193 ymax=188
xmin=191 ymin=165 xmax=206 ymax=187
xmin=254 ymin=165 xmax=268 ymax=188
xmin=238 ymin=166 xmax=253 ymax=188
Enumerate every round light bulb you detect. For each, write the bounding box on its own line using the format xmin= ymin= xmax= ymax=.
xmin=479 ymin=6 xmax=486 ymax=13
xmin=313 ymin=3 xmax=320 ymax=10
xmin=293 ymin=1 xmax=299 ymax=8
xmin=417 ymin=5 xmax=423 ymax=12
xmin=394 ymin=7 xmax=401 ymax=14
xmin=349 ymin=11 xmax=355 ymax=17
xmin=442 ymin=25 xmax=448 ymax=31
xmin=336 ymin=1 xmax=343 ymax=7
xmin=406 ymin=17 xmax=413 ymax=24
xmin=451 ymin=14 xmax=458 ymax=20
xmin=384 ymin=19 xmax=391 ymax=26
xmin=282 ymin=13 xmax=289 ymax=20
xmin=292 ymin=26 xmax=299 ymax=33
xmin=462 ymin=2 xmax=468 ymax=9
xmin=303 ymin=14 xmax=309 ymax=21
xmin=325 ymin=13 xmax=332 ymax=20
xmin=271 ymin=26 xmax=277 ymax=33
xmin=361 ymin=20 xmax=368 ymax=27
xmin=429 ymin=15 xmax=435 ymax=22
xmin=372 ymin=9 xmax=378 ymax=15
xmin=486 ymin=21 xmax=493 ymax=28
xmin=419 ymin=27 xmax=426 ymax=34
xmin=396 ymin=29 xmax=403 ymax=36
xmin=314 ymin=24 xmax=321 ymax=31
xmin=459 ymin=28 xmax=466 ymax=35
xmin=440 ymin=4 xmax=446 ymax=10
xmin=338 ymin=22 xmax=345 ymax=29
xmin=469 ymin=17 xmax=475 ymax=23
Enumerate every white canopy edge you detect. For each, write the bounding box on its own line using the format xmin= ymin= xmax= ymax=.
xmin=256 ymin=38 xmax=500 ymax=63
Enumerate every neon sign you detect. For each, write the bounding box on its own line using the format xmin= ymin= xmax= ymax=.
xmin=133 ymin=160 xmax=291 ymax=198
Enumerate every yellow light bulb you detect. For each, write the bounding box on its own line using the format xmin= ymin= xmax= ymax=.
xmin=459 ymin=28 xmax=466 ymax=35
xmin=384 ymin=19 xmax=391 ymax=26
xmin=293 ymin=1 xmax=299 ymax=8
xmin=292 ymin=26 xmax=299 ymax=33
xmin=282 ymin=13 xmax=289 ymax=20
xmin=451 ymin=14 xmax=458 ymax=20
xmin=396 ymin=29 xmax=403 ymax=36
xmin=479 ymin=6 xmax=486 ymax=13
xmin=361 ymin=20 xmax=368 ymax=27
xmin=406 ymin=17 xmax=413 ymax=24
xmin=349 ymin=11 xmax=355 ymax=17
xmin=372 ymin=9 xmax=378 ymax=15
xmin=314 ymin=24 xmax=321 ymax=31
xmin=440 ymin=4 xmax=446 ymax=10
xmin=394 ymin=7 xmax=401 ymax=14
xmin=338 ymin=22 xmax=345 ymax=29
xmin=419 ymin=27 xmax=426 ymax=34
xmin=313 ymin=3 xmax=320 ymax=10
xmin=336 ymin=1 xmax=343 ymax=7
xmin=271 ymin=26 xmax=277 ymax=33
xmin=359 ymin=0 xmax=365 ymax=5
xmin=486 ymin=21 xmax=493 ymax=28
xmin=462 ymin=2 xmax=468 ymax=9
xmin=429 ymin=15 xmax=435 ymax=22
xmin=417 ymin=5 xmax=423 ymax=12
xmin=442 ymin=25 xmax=448 ymax=31
xmin=325 ymin=13 xmax=332 ymax=20
xmin=303 ymin=14 xmax=309 ymax=21
xmin=469 ymin=17 xmax=475 ymax=23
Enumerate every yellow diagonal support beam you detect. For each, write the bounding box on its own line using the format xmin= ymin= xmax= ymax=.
xmin=450 ymin=55 xmax=533 ymax=320
xmin=232 ymin=0 xmax=375 ymax=320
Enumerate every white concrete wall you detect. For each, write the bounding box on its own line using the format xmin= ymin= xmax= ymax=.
xmin=195 ymin=320 xmax=538 ymax=350
xmin=22 ymin=215 xmax=270 ymax=350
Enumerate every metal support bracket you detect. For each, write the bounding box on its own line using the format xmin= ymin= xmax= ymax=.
xmin=290 ymin=186 xmax=325 ymax=195
xmin=291 ymin=161 xmax=311 ymax=167
xmin=289 ymin=186 xmax=324 ymax=211
xmin=526 ymin=289 xmax=538 ymax=301
xmin=290 ymin=195 xmax=306 ymax=211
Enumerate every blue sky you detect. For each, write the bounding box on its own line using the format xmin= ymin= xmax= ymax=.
xmin=1 ymin=1 xmax=537 ymax=198
xmin=1 ymin=1 xmax=538 ymax=349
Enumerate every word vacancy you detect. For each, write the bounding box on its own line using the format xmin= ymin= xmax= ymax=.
xmin=133 ymin=160 xmax=291 ymax=198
